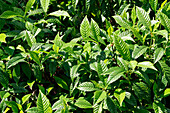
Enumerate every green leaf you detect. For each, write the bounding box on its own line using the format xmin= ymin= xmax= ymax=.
xmin=27 ymin=9 xmax=44 ymax=17
xmin=25 ymin=0 xmax=36 ymax=14
xmin=21 ymin=63 xmax=32 ymax=79
xmin=159 ymin=12 xmax=170 ymax=32
xmin=154 ymin=48 xmax=164 ymax=64
xmin=159 ymin=61 xmax=170 ymax=83
xmin=137 ymin=61 xmax=157 ymax=71
xmin=125 ymin=92 xmax=137 ymax=106
xmin=70 ymin=64 xmax=81 ymax=81
xmin=5 ymin=101 xmax=18 ymax=113
xmin=91 ymin=18 xmax=100 ymax=41
xmin=106 ymin=96 xmax=117 ymax=113
xmin=27 ymin=107 xmax=38 ymax=113
xmin=54 ymin=76 xmax=68 ymax=90
xmin=52 ymin=100 xmax=63 ymax=110
xmin=94 ymin=91 xmax=107 ymax=106
xmin=114 ymin=88 xmax=126 ymax=106
xmin=75 ymin=97 xmax=92 ymax=108
xmin=0 ymin=69 xmax=9 ymax=88
xmin=29 ymin=51 xmax=41 ymax=65
xmin=153 ymin=101 xmax=164 ymax=113
xmin=149 ymin=0 xmax=158 ymax=12
xmin=132 ymin=82 xmax=151 ymax=101
xmin=107 ymin=67 xmax=125 ymax=85
xmin=164 ymin=88 xmax=170 ymax=97
xmin=136 ymin=6 xmax=151 ymax=30
xmin=7 ymin=56 xmax=25 ymax=69
xmin=22 ymin=94 xmax=31 ymax=105
xmin=0 ymin=33 xmax=6 ymax=43
xmin=40 ymin=0 xmax=50 ymax=13
xmin=49 ymin=10 xmax=70 ymax=17
xmin=37 ymin=90 xmax=52 ymax=113
xmin=131 ymin=5 xmax=137 ymax=25
xmin=77 ymin=82 xmax=99 ymax=92
xmin=0 ymin=11 xmax=21 ymax=19
xmin=80 ymin=16 xmax=90 ymax=40
xmin=132 ymin=45 xmax=148 ymax=59
xmin=114 ymin=35 xmax=131 ymax=60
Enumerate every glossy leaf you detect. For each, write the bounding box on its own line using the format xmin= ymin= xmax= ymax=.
xmin=154 ymin=48 xmax=164 ymax=64
xmin=0 ymin=33 xmax=6 ymax=43
xmin=25 ymin=0 xmax=36 ymax=14
xmin=137 ymin=61 xmax=157 ymax=71
xmin=40 ymin=0 xmax=50 ymax=13
xmin=75 ymin=97 xmax=92 ymax=108
xmin=80 ymin=16 xmax=90 ymax=40
xmin=114 ymin=88 xmax=126 ymax=106
xmin=132 ymin=45 xmax=148 ymax=59
xmin=49 ymin=11 xmax=70 ymax=17
xmin=77 ymin=82 xmax=99 ymax=92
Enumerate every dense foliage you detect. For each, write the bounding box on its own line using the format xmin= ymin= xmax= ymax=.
xmin=0 ymin=0 xmax=170 ymax=112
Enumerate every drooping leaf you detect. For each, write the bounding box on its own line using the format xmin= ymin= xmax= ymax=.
xmin=40 ymin=0 xmax=50 ymax=13
xmin=77 ymin=82 xmax=99 ymax=92
xmin=75 ymin=97 xmax=92 ymax=108
xmin=37 ymin=90 xmax=52 ymax=113
xmin=154 ymin=48 xmax=164 ymax=64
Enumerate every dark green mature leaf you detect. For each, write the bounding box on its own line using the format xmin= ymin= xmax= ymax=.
xmin=5 ymin=101 xmax=18 ymax=113
xmin=114 ymin=35 xmax=131 ymax=60
xmin=80 ymin=16 xmax=90 ymax=40
xmin=106 ymin=96 xmax=117 ymax=113
xmin=153 ymin=101 xmax=165 ymax=113
xmin=29 ymin=51 xmax=41 ymax=65
xmin=107 ymin=67 xmax=125 ymax=85
xmin=94 ymin=91 xmax=107 ymax=105
xmin=75 ymin=97 xmax=92 ymax=108
xmin=132 ymin=45 xmax=148 ymax=59
xmin=154 ymin=48 xmax=164 ymax=64
xmin=40 ymin=0 xmax=50 ymax=13
xmin=125 ymin=92 xmax=137 ymax=106
xmin=132 ymin=82 xmax=151 ymax=101
xmin=159 ymin=61 xmax=170 ymax=83
xmin=54 ymin=76 xmax=68 ymax=90
xmin=37 ymin=90 xmax=52 ymax=113
xmin=0 ymin=11 xmax=21 ymax=19
xmin=77 ymin=82 xmax=99 ymax=92
xmin=0 ymin=69 xmax=9 ymax=88
xmin=159 ymin=12 xmax=170 ymax=32
xmin=7 ymin=56 xmax=25 ymax=69
xmin=136 ymin=7 xmax=151 ymax=30
xmin=149 ymin=0 xmax=158 ymax=12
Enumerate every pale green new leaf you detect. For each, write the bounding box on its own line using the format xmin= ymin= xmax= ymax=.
xmin=54 ymin=76 xmax=68 ymax=90
xmin=37 ymin=90 xmax=52 ymax=113
xmin=154 ymin=48 xmax=164 ymax=64
xmin=22 ymin=94 xmax=31 ymax=105
xmin=49 ymin=10 xmax=70 ymax=17
xmin=29 ymin=51 xmax=41 ymax=65
xmin=164 ymin=88 xmax=170 ymax=97
xmin=40 ymin=0 xmax=50 ymax=13
xmin=75 ymin=97 xmax=92 ymax=108
xmin=159 ymin=12 xmax=170 ymax=32
xmin=132 ymin=45 xmax=148 ymax=59
xmin=137 ymin=61 xmax=157 ymax=71
xmin=25 ymin=0 xmax=36 ymax=14
xmin=114 ymin=35 xmax=131 ymax=60
xmin=136 ymin=7 xmax=151 ymax=30
xmin=27 ymin=107 xmax=38 ymax=113
xmin=80 ymin=16 xmax=90 ymax=39
xmin=114 ymin=88 xmax=126 ymax=106
xmin=113 ymin=15 xmax=131 ymax=29
xmin=5 ymin=101 xmax=18 ymax=113
xmin=77 ymin=82 xmax=99 ymax=92
xmin=0 ymin=33 xmax=6 ymax=43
